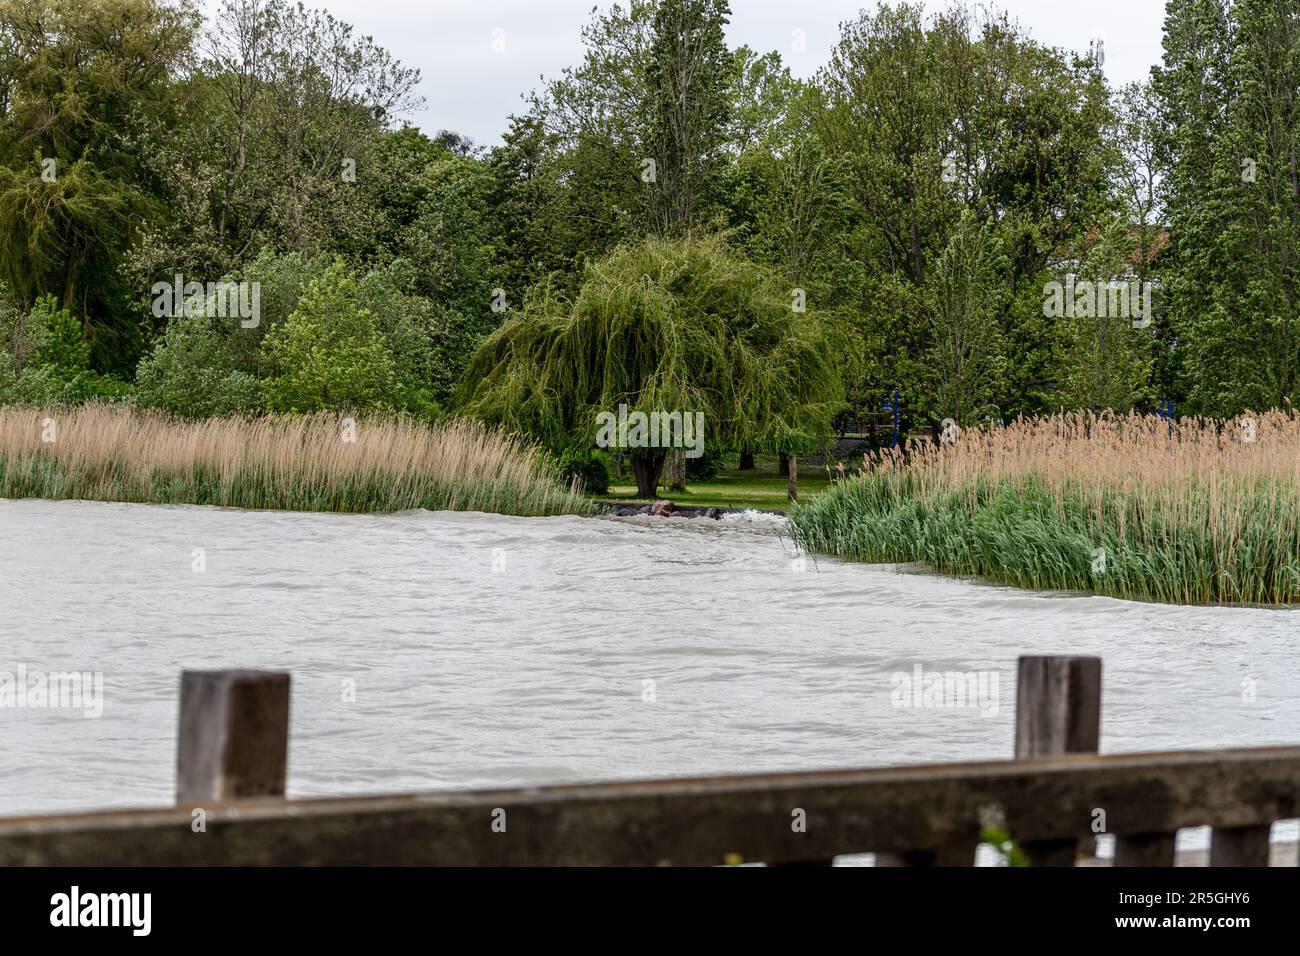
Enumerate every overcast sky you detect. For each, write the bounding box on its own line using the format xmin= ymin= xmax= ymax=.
xmin=204 ymin=0 xmax=1168 ymax=147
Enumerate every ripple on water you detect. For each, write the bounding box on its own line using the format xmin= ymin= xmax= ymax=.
xmin=0 ymin=497 xmax=1298 ymax=818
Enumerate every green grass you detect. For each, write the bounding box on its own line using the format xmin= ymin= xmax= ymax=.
xmin=597 ymin=454 xmax=834 ymax=512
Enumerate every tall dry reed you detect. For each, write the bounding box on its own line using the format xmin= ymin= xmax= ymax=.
xmin=790 ymin=411 xmax=1300 ymax=605
xmin=0 ymin=404 xmax=592 ymax=517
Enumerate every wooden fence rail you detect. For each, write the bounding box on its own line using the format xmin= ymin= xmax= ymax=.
xmin=0 ymin=656 xmax=1296 ymax=866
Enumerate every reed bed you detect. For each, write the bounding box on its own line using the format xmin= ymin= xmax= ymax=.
xmin=789 ymin=411 xmax=1300 ymax=605
xmin=0 ymin=404 xmax=592 ymax=517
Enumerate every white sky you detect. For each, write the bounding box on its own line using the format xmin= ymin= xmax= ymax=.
xmin=201 ymin=0 xmax=1169 ymax=146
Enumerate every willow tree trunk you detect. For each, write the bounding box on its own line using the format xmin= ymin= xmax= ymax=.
xmin=779 ymin=453 xmax=790 ymax=477
xmin=739 ymin=451 xmax=755 ymax=470
xmin=786 ymin=454 xmax=798 ymax=501
xmin=667 ymin=448 xmax=686 ymax=492
xmin=631 ymin=451 xmax=667 ymax=499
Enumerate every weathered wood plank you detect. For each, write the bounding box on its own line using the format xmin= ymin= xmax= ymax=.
xmin=176 ymin=670 xmax=290 ymax=803
xmin=0 ymin=747 xmax=1296 ymax=867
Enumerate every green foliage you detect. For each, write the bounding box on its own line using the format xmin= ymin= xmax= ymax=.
xmin=685 ymin=444 xmax=725 ymax=481
xmin=356 ymin=264 xmax=443 ymax=410
xmin=980 ymin=827 xmax=1029 ymax=867
xmin=505 ymin=0 xmax=657 ymax=288
xmin=492 ymin=0 xmax=738 ymax=296
xmin=457 ymin=234 xmax=844 ymax=456
xmin=727 ymin=46 xmax=803 ymax=154
xmin=924 ymin=213 xmax=1009 ymax=425
xmin=24 ymin=294 xmax=90 ymax=371
xmin=134 ymin=312 xmax=262 ymax=418
xmin=644 ymin=0 xmax=733 ymax=232
xmin=133 ymin=253 xmax=447 ymax=420
xmin=132 ymin=250 xmax=323 ymax=418
xmin=261 ymin=261 xmax=405 ymax=415
xmin=0 ymin=0 xmax=197 ymax=374
xmin=1048 ymin=219 xmax=1155 ymax=413
xmin=0 ymin=0 xmax=1296 ymax=446
xmin=0 ymin=360 xmax=132 ymax=405
xmin=556 ymin=449 xmax=612 ymax=495
xmin=0 ymin=295 xmax=130 ymax=403
xmin=130 ymin=0 xmax=421 ymax=281
xmin=812 ymin=2 xmax=1118 ymax=422
xmin=1154 ymin=0 xmax=1300 ymax=415
xmin=327 ymin=128 xmax=503 ymax=400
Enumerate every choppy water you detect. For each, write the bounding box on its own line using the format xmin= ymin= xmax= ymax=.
xmin=2 ymin=498 xmax=1299 ymax=824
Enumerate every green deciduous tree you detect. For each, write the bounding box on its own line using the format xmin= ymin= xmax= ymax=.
xmin=132 ymin=0 xmax=420 ymax=281
xmin=0 ymin=0 xmax=196 ymax=374
xmin=812 ymin=2 xmax=1117 ymax=424
xmin=0 ymin=294 xmax=132 ymax=403
xmin=924 ymin=212 xmax=1008 ymax=425
xmin=1050 ymin=220 xmax=1155 ymax=412
xmin=260 ymin=260 xmax=400 ymax=415
xmin=491 ymin=0 xmax=738 ymax=301
xmin=134 ymin=311 xmax=262 ymax=417
xmin=644 ymin=0 xmax=733 ymax=233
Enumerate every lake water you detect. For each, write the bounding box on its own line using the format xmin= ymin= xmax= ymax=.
xmin=3 ymin=498 xmax=1299 ymax=831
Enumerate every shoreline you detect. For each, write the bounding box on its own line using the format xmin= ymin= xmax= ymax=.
xmin=602 ymin=501 xmax=785 ymax=519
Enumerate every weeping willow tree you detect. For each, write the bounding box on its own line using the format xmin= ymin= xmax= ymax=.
xmin=456 ymin=234 xmax=844 ymax=498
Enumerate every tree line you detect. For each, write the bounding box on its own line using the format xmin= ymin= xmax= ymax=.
xmin=0 ymin=0 xmax=1295 ymax=452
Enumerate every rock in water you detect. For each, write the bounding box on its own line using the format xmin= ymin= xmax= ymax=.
xmin=650 ymin=499 xmax=676 ymax=516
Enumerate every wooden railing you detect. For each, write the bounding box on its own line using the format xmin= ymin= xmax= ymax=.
xmin=1 ymin=657 xmax=1296 ymax=866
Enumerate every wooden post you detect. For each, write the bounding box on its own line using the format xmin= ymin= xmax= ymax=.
xmin=1015 ymin=656 xmax=1102 ymax=758
xmin=1014 ymin=656 xmax=1102 ymax=866
xmin=176 ymin=670 xmax=290 ymax=803
xmin=786 ymin=454 xmax=798 ymax=501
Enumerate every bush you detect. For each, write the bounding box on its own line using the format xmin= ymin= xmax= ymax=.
xmin=261 ymin=261 xmax=401 ymax=414
xmin=556 ymin=449 xmax=611 ymax=495
xmin=0 ymin=296 xmax=133 ymax=404
xmin=357 ymin=264 xmax=443 ymax=415
xmin=0 ymin=361 xmax=133 ymax=405
xmin=26 ymin=295 xmax=92 ymax=371
xmin=135 ymin=313 xmax=262 ymax=417
xmin=686 ymin=445 xmax=725 ymax=481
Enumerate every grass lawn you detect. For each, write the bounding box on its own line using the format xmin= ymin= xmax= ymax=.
xmin=596 ymin=454 xmax=835 ymax=513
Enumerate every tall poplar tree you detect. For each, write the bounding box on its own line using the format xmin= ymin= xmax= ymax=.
xmin=643 ymin=0 xmax=733 ymax=233
xmin=1155 ymin=0 xmax=1300 ymax=414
